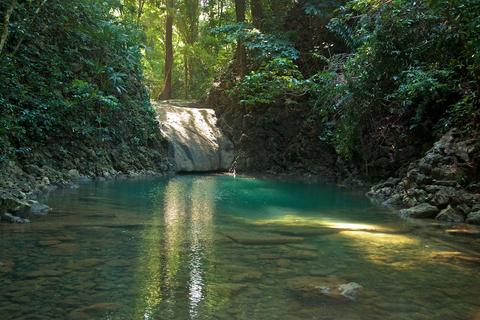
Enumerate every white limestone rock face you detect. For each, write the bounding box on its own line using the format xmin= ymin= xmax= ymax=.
xmin=154 ymin=101 xmax=234 ymax=172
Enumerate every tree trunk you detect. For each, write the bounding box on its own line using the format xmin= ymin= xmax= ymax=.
xmin=0 ymin=0 xmax=17 ymax=55
xmin=184 ymin=52 xmax=189 ymax=98
xmin=250 ymin=0 xmax=263 ymax=30
xmin=137 ymin=0 xmax=145 ymax=24
xmin=234 ymin=0 xmax=246 ymax=77
xmin=184 ymin=0 xmax=200 ymax=99
xmin=158 ymin=0 xmax=174 ymax=100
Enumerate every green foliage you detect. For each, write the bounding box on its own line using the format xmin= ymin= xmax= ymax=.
xmin=132 ymin=0 xmax=237 ymax=99
xmin=212 ymin=23 xmax=302 ymax=105
xmin=2 ymin=0 xmax=478 ymax=169
xmin=225 ymin=0 xmax=479 ymax=160
xmin=303 ymin=0 xmax=344 ymax=17
xmin=213 ymin=23 xmax=299 ymax=61
xmin=318 ymin=0 xmax=480 ymax=158
xmin=0 ymin=0 xmax=161 ymax=165
xmin=233 ymin=58 xmax=305 ymax=105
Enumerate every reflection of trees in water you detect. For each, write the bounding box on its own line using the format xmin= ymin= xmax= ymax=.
xmin=134 ymin=177 xmax=216 ymax=319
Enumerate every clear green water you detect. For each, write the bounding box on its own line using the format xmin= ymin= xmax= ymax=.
xmin=1 ymin=174 xmax=480 ymax=320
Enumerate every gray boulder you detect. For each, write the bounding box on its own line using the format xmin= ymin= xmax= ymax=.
xmin=27 ymin=200 xmax=50 ymax=216
xmin=466 ymin=211 xmax=480 ymax=225
xmin=436 ymin=205 xmax=464 ymax=223
xmin=431 ymin=186 xmax=456 ymax=207
xmin=399 ymin=203 xmax=439 ymax=219
xmin=0 ymin=196 xmax=29 ymax=213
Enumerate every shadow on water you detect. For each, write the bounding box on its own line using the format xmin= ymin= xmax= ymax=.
xmin=0 ymin=174 xmax=480 ymax=319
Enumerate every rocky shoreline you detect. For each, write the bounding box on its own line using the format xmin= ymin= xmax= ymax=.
xmin=367 ymin=130 xmax=480 ymax=225
xmin=2 ymin=125 xmax=479 ymax=227
xmin=0 ymin=161 xmax=172 ymax=224
xmin=1 ymin=100 xmax=238 ymax=224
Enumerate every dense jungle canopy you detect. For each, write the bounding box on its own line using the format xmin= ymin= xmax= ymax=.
xmin=0 ymin=0 xmax=479 ymax=178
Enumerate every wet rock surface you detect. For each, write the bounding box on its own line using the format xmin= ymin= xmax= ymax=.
xmin=0 ymin=112 xmax=172 ymax=222
xmin=205 ymin=88 xmax=340 ymax=180
xmin=466 ymin=210 xmax=480 ymax=225
xmin=368 ymin=130 xmax=480 ymax=224
xmin=1 ymin=213 xmax=30 ymax=224
xmin=436 ymin=205 xmax=464 ymax=223
xmin=154 ymin=101 xmax=234 ymax=172
xmin=400 ymin=203 xmax=439 ymax=219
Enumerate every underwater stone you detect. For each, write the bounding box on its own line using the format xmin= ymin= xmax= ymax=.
xmin=25 ymin=270 xmax=63 ymax=279
xmin=231 ymin=271 xmax=263 ymax=282
xmin=338 ymin=282 xmax=363 ymax=300
xmin=287 ymin=276 xmax=363 ymax=303
xmin=224 ymin=231 xmax=304 ymax=245
xmin=27 ymin=200 xmax=50 ymax=215
xmin=1 ymin=212 xmax=30 ymax=223
xmin=37 ymin=240 xmax=62 ymax=247
xmin=68 ymin=303 xmax=121 ymax=320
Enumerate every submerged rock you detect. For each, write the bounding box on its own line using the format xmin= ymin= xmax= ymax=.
xmin=0 ymin=260 xmax=15 ymax=273
xmin=1 ymin=212 xmax=30 ymax=223
xmin=338 ymin=282 xmax=364 ymax=300
xmin=68 ymin=303 xmax=121 ymax=320
xmin=26 ymin=200 xmax=50 ymax=215
xmin=69 ymin=258 xmax=104 ymax=269
xmin=224 ymin=231 xmax=304 ymax=245
xmin=284 ymin=250 xmax=318 ymax=261
xmin=25 ymin=269 xmax=63 ymax=279
xmin=231 ymin=271 xmax=263 ymax=282
xmin=50 ymin=243 xmax=79 ymax=256
xmin=399 ymin=203 xmax=439 ymax=219
xmin=37 ymin=240 xmax=62 ymax=247
xmin=271 ymin=227 xmax=338 ymax=237
xmin=208 ymin=283 xmax=248 ymax=297
xmin=276 ymin=259 xmax=291 ymax=268
xmin=287 ymin=276 xmax=363 ymax=302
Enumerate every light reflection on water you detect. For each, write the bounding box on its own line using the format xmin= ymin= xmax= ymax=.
xmin=0 ymin=174 xmax=479 ymax=320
